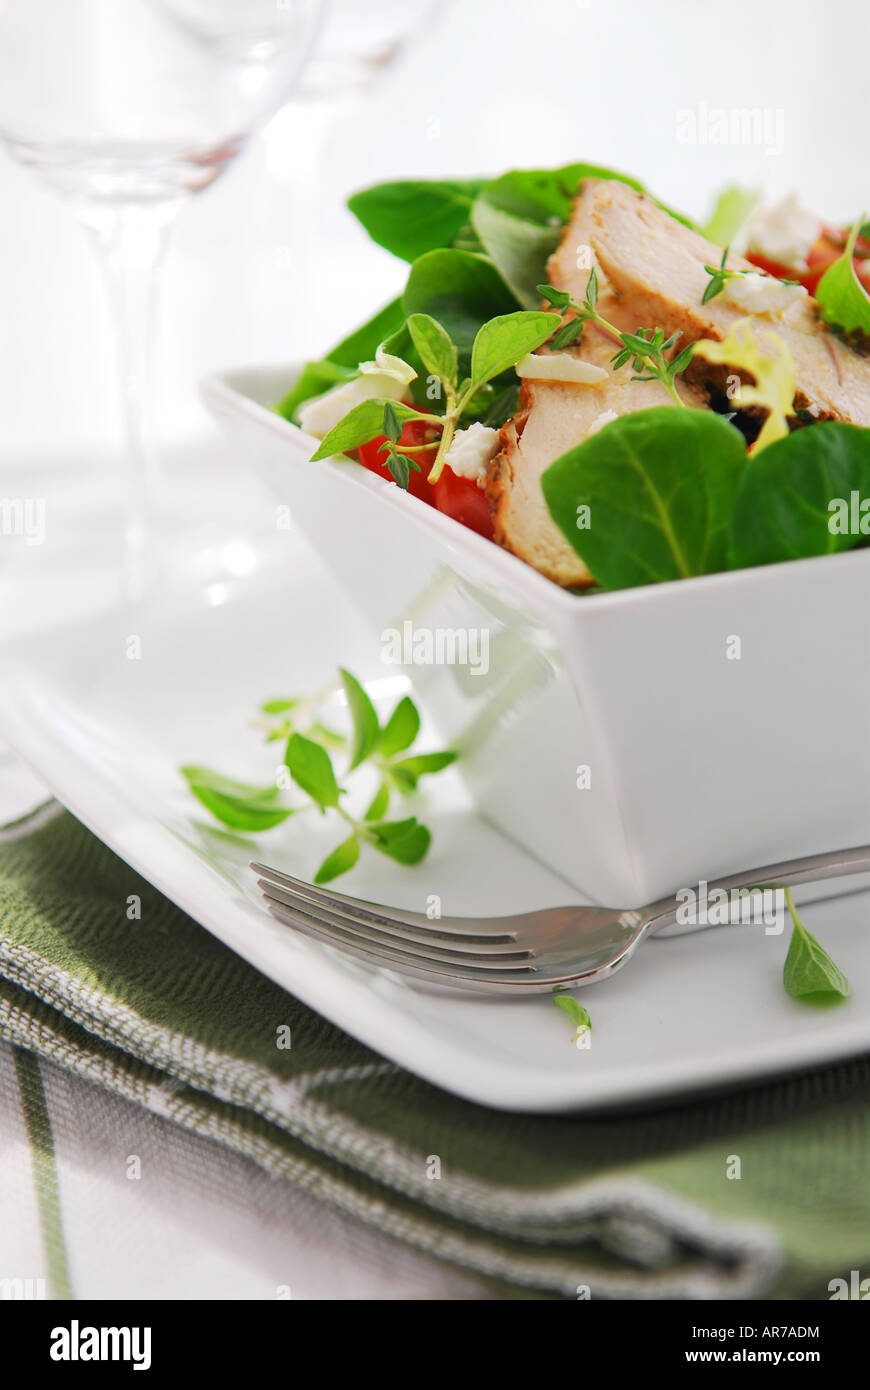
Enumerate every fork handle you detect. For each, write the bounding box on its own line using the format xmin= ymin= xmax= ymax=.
xmin=645 ymin=844 xmax=870 ymax=938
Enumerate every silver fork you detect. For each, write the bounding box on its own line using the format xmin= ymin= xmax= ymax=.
xmin=251 ymin=846 xmax=870 ymax=995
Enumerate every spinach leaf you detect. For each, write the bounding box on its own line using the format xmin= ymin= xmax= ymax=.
xmin=346 ymin=178 xmax=486 ymax=263
xmin=472 ymin=164 xmax=692 ymax=309
xmin=729 ymin=423 xmax=870 ymax=569
xmin=542 ymin=407 xmax=746 ymax=589
xmin=401 ymin=249 xmax=517 ymax=368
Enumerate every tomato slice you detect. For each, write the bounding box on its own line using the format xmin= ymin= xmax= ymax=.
xmin=355 ymin=417 xmax=495 ymax=541
xmin=432 ymin=467 xmax=494 ymax=540
xmin=356 ymin=418 xmax=439 ymax=503
xmin=746 ymin=222 xmax=870 ymax=297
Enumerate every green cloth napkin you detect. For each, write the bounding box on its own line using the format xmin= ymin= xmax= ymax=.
xmin=2 ymin=808 xmax=869 ymax=1300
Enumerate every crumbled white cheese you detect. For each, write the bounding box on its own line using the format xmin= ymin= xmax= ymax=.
xmin=587 ymin=409 xmax=618 ymax=435
xmin=515 ymin=352 xmax=608 ymax=384
xmin=358 ymin=345 xmax=417 ymax=385
xmin=297 ymin=372 xmax=407 ymax=440
xmin=443 ymin=423 xmax=501 ymax=487
xmin=745 ymin=193 xmax=819 ymax=270
xmin=722 ymin=272 xmax=807 ymax=315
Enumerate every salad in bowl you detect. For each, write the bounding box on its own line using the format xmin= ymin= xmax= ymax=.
xmin=204 ymin=161 xmax=870 ymax=909
xmin=278 ymin=162 xmax=870 ymax=594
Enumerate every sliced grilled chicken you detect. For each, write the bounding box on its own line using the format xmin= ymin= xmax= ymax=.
xmin=486 ymin=183 xmax=707 ymax=587
xmin=586 ymin=179 xmax=870 ymax=425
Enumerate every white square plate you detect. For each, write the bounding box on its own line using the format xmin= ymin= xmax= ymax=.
xmin=2 ymin=531 xmax=869 ymax=1113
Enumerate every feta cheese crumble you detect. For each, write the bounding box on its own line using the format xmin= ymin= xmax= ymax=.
xmin=745 ymin=193 xmax=819 ymax=270
xmin=443 ymin=423 xmax=501 ymax=487
xmin=722 ymin=272 xmax=807 ymax=315
xmin=297 ymin=372 xmax=407 ymax=440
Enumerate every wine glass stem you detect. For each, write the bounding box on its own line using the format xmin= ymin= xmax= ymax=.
xmin=84 ymin=199 xmax=181 ymax=568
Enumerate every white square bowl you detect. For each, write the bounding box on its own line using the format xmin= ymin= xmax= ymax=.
xmin=202 ymin=363 xmax=870 ymax=906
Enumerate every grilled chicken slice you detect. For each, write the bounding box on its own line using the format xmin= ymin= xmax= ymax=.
xmin=485 ymin=183 xmax=707 ymax=587
xmin=586 ymin=179 xmax=870 ymax=425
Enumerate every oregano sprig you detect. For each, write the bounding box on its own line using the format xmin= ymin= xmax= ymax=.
xmin=181 ymin=670 xmax=457 ymax=885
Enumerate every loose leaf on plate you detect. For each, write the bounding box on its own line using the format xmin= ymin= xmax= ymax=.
xmin=260 ymin=698 xmax=298 ymax=715
xmin=406 ymin=313 xmax=458 ymax=390
xmin=339 ymin=668 xmax=380 ymax=770
xmin=816 ymin=215 xmax=870 ymax=335
xmin=309 ymin=399 xmax=423 ymax=462
xmin=553 ymin=992 xmax=592 ymax=1039
xmin=365 ymin=818 xmax=432 ymax=865
xmin=180 ymin=766 xmax=293 ymax=833
xmin=729 ymin=423 xmax=870 ymax=569
xmin=284 ymin=733 xmax=341 ymax=809
xmin=390 ymin=751 xmax=457 ymax=794
xmin=469 ymin=311 xmax=560 ymax=392
xmin=783 ymin=923 xmax=850 ymax=1000
xmin=541 ymin=407 xmax=747 ymax=589
xmin=376 ymin=696 xmax=421 ymax=758
xmin=314 ymin=834 xmax=360 ymax=884
xmin=363 ymin=779 xmax=391 ymax=821
xmin=346 ymin=179 xmax=486 ymax=263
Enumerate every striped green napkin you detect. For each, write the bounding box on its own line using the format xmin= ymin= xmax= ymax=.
xmin=2 ymin=808 xmax=868 ymax=1300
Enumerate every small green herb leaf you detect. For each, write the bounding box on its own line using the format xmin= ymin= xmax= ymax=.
xmin=260 ymin=698 xmax=298 ymax=715
xmin=783 ymin=889 xmax=850 ymax=1001
xmin=469 ymin=311 xmax=561 ymax=392
xmin=366 ymin=819 xmax=432 ymax=865
xmin=407 ymin=313 xmax=458 ymax=390
xmin=180 ymin=766 xmax=292 ymax=833
xmin=314 ymin=834 xmax=360 ymax=884
xmin=364 ymin=779 xmax=391 ymax=821
xmin=389 ymin=751 xmax=457 ymax=793
xmin=382 ymin=401 xmax=402 ymax=442
xmin=377 ymin=696 xmax=421 ymax=757
xmin=284 ymin=733 xmax=341 ymax=809
xmin=553 ymin=991 xmax=592 ymax=1041
xmin=310 ymin=399 xmax=423 ymax=462
xmin=339 ymin=669 xmax=380 ymax=770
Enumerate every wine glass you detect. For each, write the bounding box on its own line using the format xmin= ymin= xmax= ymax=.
xmin=0 ymin=0 xmax=326 ymax=580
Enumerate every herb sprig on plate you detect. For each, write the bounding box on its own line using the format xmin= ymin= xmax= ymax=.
xmin=181 ymin=670 xmax=456 ymax=883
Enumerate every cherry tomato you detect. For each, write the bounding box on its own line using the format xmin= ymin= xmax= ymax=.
xmin=746 ymin=222 xmax=870 ymax=297
xmin=433 ymin=467 xmax=494 ymax=540
xmin=357 ymin=418 xmax=439 ymax=503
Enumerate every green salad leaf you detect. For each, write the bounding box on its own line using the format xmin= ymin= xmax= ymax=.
xmin=275 ymin=298 xmax=406 ymax=423
xmin=729 ymin=423 xmax=870 ymax=569
xmin=401 ymin=248 xmax=517 ymax=365
xmin=340 ymin=667 xmax=381 ymax=770
xmin=542 ymin=407 xmax=747 ymax=588
xmin=346 ymin=179 xmax=486 ymax=263
xmin=816 ymin=215 xmax=870 ymax=335
xmin=376 ymin=696 xmax=421 ymax=757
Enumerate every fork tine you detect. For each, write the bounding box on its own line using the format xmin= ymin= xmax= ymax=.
xmin=256 ymin=878 xmax=533 ymax=958
xmin=259 ymin=886 xmax=536 ymax=970
xmin=250 ymin=860 xmax=520 ymax=942
xmin=261 ymin=893 xmax=540 ymax=986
